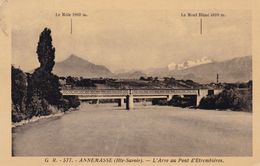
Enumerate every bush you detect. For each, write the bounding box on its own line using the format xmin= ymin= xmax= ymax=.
xmin=199 ymin=89 xmax=252 ymax=111
xmin=27 ymin=95 xmax=51 ymax=118
xmin=168 ymin=96 xmax=196 ymax=108
xmin=64 ymin=96 xmax=80 ymax=108
xmin=152 ymin=99 xmax=168 ymax=105
xmin=58 ymin=98 xmax=70 ymax=112
xmin=12 ymin=103 xmax=27 ymax=123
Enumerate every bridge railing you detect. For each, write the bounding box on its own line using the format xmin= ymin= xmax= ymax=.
xmin=61 ymin=88 xmax=199 ymax=95
xmin=133 ymin=89 xmax=198 ymax=95
xmin=61 ymin=89 xmax=128 ymax=95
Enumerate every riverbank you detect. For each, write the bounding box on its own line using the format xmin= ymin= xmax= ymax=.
xmin=12 ymin=108 xmax=79 ymax=128
xmin=12 ymin=112 xmax=63 ymax=128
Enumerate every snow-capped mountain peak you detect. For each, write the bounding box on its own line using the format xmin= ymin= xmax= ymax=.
xmin=168 ymin=57 xmax=213 ymax=71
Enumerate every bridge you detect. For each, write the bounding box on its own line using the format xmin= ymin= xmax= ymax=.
xmin=61 ymin=88 xmax=222 ymax=110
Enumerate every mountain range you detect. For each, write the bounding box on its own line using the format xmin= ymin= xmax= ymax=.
xmin=53 ymin=55 xmax=252 ymax=83
xmin=168 ymin=57 xmax=214 ymax=71
xmin=168 ymin=56 xmax=252 ymax=83
xmin=53 ymin=55 xmax=113 ymax=78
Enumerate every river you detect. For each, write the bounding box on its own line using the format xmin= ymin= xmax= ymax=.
xmin=12 ymin=103 xmax=252 ymax=156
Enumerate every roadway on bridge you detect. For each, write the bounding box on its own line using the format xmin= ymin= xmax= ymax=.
xmin=12 ymin=103 xmax=252 ymax=156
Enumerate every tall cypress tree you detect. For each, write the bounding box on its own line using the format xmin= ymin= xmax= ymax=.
xmin=27 ymin=28 xmax=62 ymax=111
xmin=36 ymin=28 xmax=55 ymax=73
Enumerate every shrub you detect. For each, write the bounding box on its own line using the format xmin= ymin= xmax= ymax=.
xmin=27 ymin=95 xmax=51 ymax=118
xmin=168 ymin=96 xmax=196 ymax=108
xmin=58 ymin=98 xmax=70 ymax=112
xmin=12 ymin=103 xmax=27 ymax=122
xmin=64 ymin=96 xmax=80 ymax=108
xmin=199 ymin=88 xmax=252 ymax=111
xmin=152 ymin=99 xmax=168 ymax=105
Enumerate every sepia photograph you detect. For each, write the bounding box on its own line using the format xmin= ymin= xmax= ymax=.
xmin=10 ymin=3 xmax=253 ymax=157
xmin=0 ymin=1 xmax=258 ymax=165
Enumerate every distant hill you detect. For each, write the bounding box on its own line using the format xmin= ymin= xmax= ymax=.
xmin=53 ymin=55 xmax=252 ymax=83
xmin=169 ymin=56 xmax=252 ymax=83
xmin=144 ymin=67 xmax=169 ymax=76
xmin=53 ymin=55 xmax=113 ymax=78
xmin=115 ymin=71 xmax=146 ymax=79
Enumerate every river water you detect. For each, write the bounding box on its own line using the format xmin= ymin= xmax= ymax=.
xmin=12 ymin=103 xmax=252 ymax=156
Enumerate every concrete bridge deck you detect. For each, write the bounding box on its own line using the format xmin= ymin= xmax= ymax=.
xmin=61 ymin=89 xmax=199 ymax=96
xmin=61 ymin=88 xmax=222 ymax=109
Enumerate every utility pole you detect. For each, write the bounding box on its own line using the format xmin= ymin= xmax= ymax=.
xmin=70 ymin=18 xmax=72 ymax=34
xmin=200 ymin=18 xmax=202 ymax=35
xmin=217 ymin=73 xmax=219 ymax=83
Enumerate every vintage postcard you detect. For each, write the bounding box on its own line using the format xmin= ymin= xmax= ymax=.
xmin=0 ymin=0 xmax=260 ymax=165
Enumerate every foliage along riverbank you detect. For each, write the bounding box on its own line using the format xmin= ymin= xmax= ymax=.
xmin=199 ymin=87 xmax=252 ymax=112
xmin=12 ymin=28 xmax=80 ymax=123
xmin=12 ymin=106 xmax=80 ymax=128
xmin=152 ymin=82 xmax=252 ymax=112
xmin=12 ymin=111 xmax=63 ymax=128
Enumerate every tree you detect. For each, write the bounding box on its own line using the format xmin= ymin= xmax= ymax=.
xmin=140 ymin=76 xmax=146 ymax=81
xmin=11 ymin=66 xmax=27 ymax=122
xmin=27 ymin=71 xmax=62 ymax=106
xmin=66 ymin=76 xmax=76 ymax=86
xmin=12 ymin=66 xmax=27 ymax=112
xmin=36 ymin=28 xmax=55 ymax=73
xmin=27 ymin=27 xmax=63 ymax=115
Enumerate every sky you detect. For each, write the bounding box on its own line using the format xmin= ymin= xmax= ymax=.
xmin=11 ymin=1 xmax=251 ymax=72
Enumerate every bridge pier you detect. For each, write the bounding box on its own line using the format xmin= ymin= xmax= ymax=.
xmin=196 ymin=95 xmax=203 ymax=107
xmin=118 ymin=98 xmax=124 ymax=107
xmin=167 ymin=95 xmax=173 ymax=101
xmin=126 ymin=94 xmax=134 ymax=110
xmin=196 ymin=89 xmax=210 ymax=107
